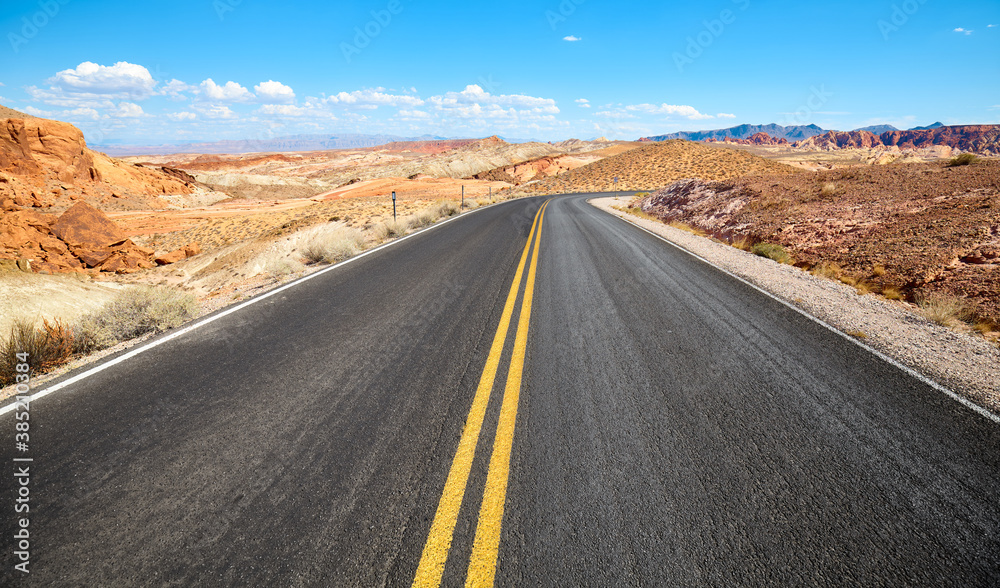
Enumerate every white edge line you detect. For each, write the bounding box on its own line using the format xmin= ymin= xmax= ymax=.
xmin=0 ymin=200 xmax=514 ymax=417
xmin=593 ymin=200 xmax=1000 ymax=426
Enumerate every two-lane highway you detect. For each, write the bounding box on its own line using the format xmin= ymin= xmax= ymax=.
xmin=3 ymin=195 xmax=998 ymax=586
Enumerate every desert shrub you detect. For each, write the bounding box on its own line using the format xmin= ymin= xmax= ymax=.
xmin=881 ymin=286 xmax=905 ymax=301
xmin=302 ymin=226 xmax=365 ymax=263
xmin=411 ymin=209 xmax=437 ymax=229
xmin=432 ymin=201 xmax=460 ymax=218
xmin=811 ymin=262 xmax=842 ymax=279
xmin=73 ymin=286 xmax=198 ymax=353
xmin=821 ymin=182 xmax=837 ymax=197
xmin=915 ymin=291 xmax=974 ymax=329
xmin=750 ymin=242 xmax=793 ymax=264
xmin=370 ymin=219 xmax=411 ymax=242
xmin=0 ymin=319 xmax=76 ymax=386
xmin=946 ymin=153 xmax=977 ymax=167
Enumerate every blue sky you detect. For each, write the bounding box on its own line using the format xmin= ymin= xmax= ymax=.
xmin=1 ymin=0 xmax=998 ymax=145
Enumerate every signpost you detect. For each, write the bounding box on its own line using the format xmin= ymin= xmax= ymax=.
xmin=392 ymin=191 xmax=397 ymax=222
xmin=613 ymin=177 xmax=619 ymax=193
xmin=461 ymin=185 xmax=465 ymax=210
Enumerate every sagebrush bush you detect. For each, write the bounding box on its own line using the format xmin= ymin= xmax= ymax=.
xmin=0 ymin=319 xmax=75 ymax=386
xmin=73 ymin=286 xmax=198 ymax=353
xmin=301 ymin=226 xmax=365 ymax=264
xmin=915 ymin=291 xmax=974 ymax=329
xmin=946 ymin=153 xmax=977 ymax=167
xmin=750 ymin=242 xmax=793 ymax=264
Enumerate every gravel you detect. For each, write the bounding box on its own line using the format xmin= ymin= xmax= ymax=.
xmin=591 ymin=196 xmax=1000 ymax=416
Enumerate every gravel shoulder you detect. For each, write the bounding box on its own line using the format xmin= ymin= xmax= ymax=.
xmin=591 ymin=195 xmax=1000 ymax=416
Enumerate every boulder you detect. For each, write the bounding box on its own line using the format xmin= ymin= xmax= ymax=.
xmin=50 ymin=201 xmax=125 ymax=249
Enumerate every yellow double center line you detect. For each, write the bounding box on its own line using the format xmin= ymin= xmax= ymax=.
xmin=413 ymin=200 xmax=549 ymax=588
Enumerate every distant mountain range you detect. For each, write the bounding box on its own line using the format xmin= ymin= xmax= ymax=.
xmin=642 ymin=122 xmax=946 ymax=142
xmin=93 ymin=133 xmax=454 ymax=157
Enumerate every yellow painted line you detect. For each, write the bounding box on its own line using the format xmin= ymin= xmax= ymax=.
xmin=465 ymin=201 xmax=548 ymax=588
xmin=412 ymin=202 xmax=546 ymax=588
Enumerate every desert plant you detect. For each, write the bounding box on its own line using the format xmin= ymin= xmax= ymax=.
xmin=371 ymin=219 xmax=410 ymax=242
xmin=73 ymin=286 xmax=198 ymax=353
xmin=946 ymin=153 xmax=977 ymax=167
xmin=915 ymin=291 xmax=974 ymax=329
xmin=811 ymin=262 xmax=843 ymax=280
xmin=750 ymin=242 xmax=793 ymax=264
xmin=432 ymin=201 xmax=461 ymax=218
xmin=881 ymin=286 xmax=905 ymax=301
xmin=730 ymin=235 xmax=753 ymax=251
xmin=301 ymin=226 xmax=365 ymax=263
xmin=0 ymin=319 xmax=76 ymax=386
xmin=821 ymin=182 xmax=837 ymax=197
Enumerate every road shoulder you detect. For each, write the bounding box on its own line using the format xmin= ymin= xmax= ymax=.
xmin=590 ymin=195 xmax=1000 ymax=417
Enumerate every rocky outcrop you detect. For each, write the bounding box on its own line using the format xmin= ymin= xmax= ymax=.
xmin=0 ymin=200 xmax=199 ymax=274
xmin=793 ymin=125 xmax=1000 ymax=155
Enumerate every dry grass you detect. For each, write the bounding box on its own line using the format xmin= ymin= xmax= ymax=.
xmin=750 ymin=242 xmax=793 ymax=264
xmin=301 ymin=226 xmax=366 ymax=263
xmin=946 ymin=153 xmax=978 ymax=167
xmin=730 ymin=235 xmax=753 ymax=251
xmin=669 ymin=221 xmax=708 ymax=237
xmin=821 ymin=182 xmax=837 ymax=197
xmin=811 ymin=262 xmax=843 ymax=280
xmin=915 ymin=291 xmax=974 ymax=329
xmin=882 ymin=286 xmax=905 ymax=301
xmin=73 ymin=286 xmax=198 ymax=353
xmin=0 ymin=319 xmax=76 ymax=386
xmin=845 ymin=330 xmax=868 ymax=339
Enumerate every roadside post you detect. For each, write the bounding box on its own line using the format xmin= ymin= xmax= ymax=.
xmin=489 ymin=187 xmax=492 ymax=203
xmin=392 ymin=191 xmax=396 ymax=222
xmin=461 ymin=185 xmax=465 ymax=210
xmin=613 ymin=177 xmax=619 ymax=194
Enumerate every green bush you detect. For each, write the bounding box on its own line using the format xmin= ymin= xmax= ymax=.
xmin=750 ymin=242 xmax=793 ymax=264
xmin=73 ymin=286 xmax=198 ymax=353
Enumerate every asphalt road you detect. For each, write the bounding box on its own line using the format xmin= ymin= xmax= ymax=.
xmin=2 ymin=194 xmax=999 ymax=586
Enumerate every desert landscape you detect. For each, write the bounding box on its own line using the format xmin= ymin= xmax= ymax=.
xmin=2 ymin=101 xmax=1000 ymax=384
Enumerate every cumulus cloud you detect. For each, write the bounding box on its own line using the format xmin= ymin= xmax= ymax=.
xmin=595 ymin=110 xmax=634 ymax=120
xmin=576 ymin=99 xmax=591 ymax=108
xmin=257 ymin=102 xmax=334 ymax=118
xmin=111 ymin=102 xmax=144 ymax=118
xmin=430 ymin=85 xmax=559 ymax=115
xmin=192 ymin=103 xmax=236 ymax=119
xmin=396 ymin=109 xmax=431 ymax=119
xmin=48 ymin=61 xmax=156 ymax=98
xmin=199 ymin=78 xmax=254 ymax=102
xmin=717 ymin=113 xmax=736 ymax=118
xmin=166 ymin=111 xmax=197 ymax=121
xmin=953 ymin=27 xmax=973 ymax=35
xmin=989 ymin=24 xmax=997 ymax=28
xmin=160 ymin=79 xmax=196 ymax=100
xmin=563 ymin=35 xmax=582 ymax=42
xmin=626 ymin=103 xmax=714 ymax=120
xmin=255 ymin=80 xmax=296 ymax=104
xmin=325 ymin=88 xmax=424 ymax=108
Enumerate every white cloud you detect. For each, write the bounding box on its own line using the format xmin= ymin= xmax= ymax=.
xmin=576 ymin=99 xmax=591 ymax=108
xmin=626 ymin=103 xmax=714 ymax=120
xmin=953 ymin=27 xmax=973 ymax=35
xmin=396 ymin=109 xmax=431 ymax=119
xmin=166 ymin=111 xmax=197 ymax=121
xmin=111 ymin=102 xmax=144 ymax=118
xmin=199 ymin=78 xmax=254 ymax=102
xmin=717 ymin=113 xmax=736 ymax=119
xmin=255 ymin=80 xmax=296 ymax=104
xmin=989 ymin=24 xmax=997 ymax=28
xmin=22 ymin=106 xmax=101 ymax=120
xmin=48 ymin=61 xmax=156 ymax=98
xmin=563 ymin=35 xmax=582 ymax=42
xmin=429 ymin=85 xmax=559 ymax=116
xmin=0 ymin=82 xmax=5 ymax=86
xmin=325 ymin=88 xmax=424 ymax=108
xmin=192 ymin=103 xmax=236 ymax=119
xmin=257 ymin=102 xmax=334 ymax=118
xmin=595 ymin=110 xmax=634 ymax=120
xmin=160 ymin=79 xmax=196 ymax=100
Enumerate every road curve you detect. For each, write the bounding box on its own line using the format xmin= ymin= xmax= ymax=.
xmin=2 ymin=194 xmax=998 ymax=586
